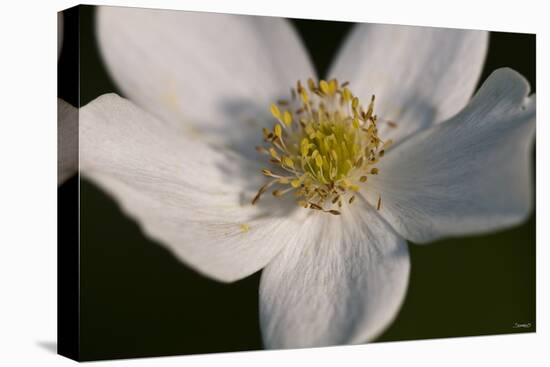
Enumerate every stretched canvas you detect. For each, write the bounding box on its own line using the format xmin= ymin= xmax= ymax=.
xmin=58 ymin=4 xmax=536 ymax=361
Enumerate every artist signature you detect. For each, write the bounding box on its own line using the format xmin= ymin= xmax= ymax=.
xmin=513 ymin=322 xmax=532 ymax=329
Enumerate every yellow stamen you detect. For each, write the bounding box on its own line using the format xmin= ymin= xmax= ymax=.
xmin=253 ymin=79 xmax=389 ymax=214
xmin=283 ymin=110 xmax=293 ymax=126
xmin=319 ymin=80 xmax=330 ymax=95
xmin=271 ymin=104 xmax=281 ymax=120
xmin=274 ymin=124 xmax=282 ymax=139
xmin=282 ymin=157 xmax=295 ymax=169
xmin=240 ymin=223 xmax=250 ymax=233
xmin=269 ymin=147 xmax=278 ymax=159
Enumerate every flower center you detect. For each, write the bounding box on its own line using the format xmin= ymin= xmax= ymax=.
xmin=252 ymin=79 xmax=391 ymax=215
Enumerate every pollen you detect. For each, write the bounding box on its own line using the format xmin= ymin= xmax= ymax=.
xmin=252 ymin=79 xmax=391 ymax=214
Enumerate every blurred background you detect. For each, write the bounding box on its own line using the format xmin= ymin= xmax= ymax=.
xmin=58 ymin=5 xmax=535 ymax=361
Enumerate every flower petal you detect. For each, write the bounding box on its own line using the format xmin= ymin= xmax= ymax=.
xmin=329 ymin=23 xmax=488 ymax=144
xmin=58 ymin=99 xmax=78 ymax=184
xmin=80 ymin=93 xmax=309 ymax=282
xmin=97 ymin=7 xmax=315 ymax=153
xmin=366 ymin=68 xmax=535 ymax=243
xmin=259 ymin=200 xmax=410 ymax=348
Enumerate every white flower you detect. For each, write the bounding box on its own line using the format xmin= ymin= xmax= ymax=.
xmin=78 ymin=7 xmax=535 ymax=348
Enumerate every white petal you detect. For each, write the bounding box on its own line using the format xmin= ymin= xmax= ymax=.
xmin=329 ymin=23 xmax=488 ymax=144
xmin=80 ymin=94 xmax=310 ymax=282
xmin=58 ymin=99 xmax=77 ymax=184
xmin=259 ymin=200 xmax=410 ymax=348
xmin=97 ymin=7 xmax=315 ymax=154
xmin=366 ymin=68 xmax=535 ymax=243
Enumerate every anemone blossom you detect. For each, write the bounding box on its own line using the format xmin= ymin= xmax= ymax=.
xmin=76 ymin=8 xmax=535 ymax=348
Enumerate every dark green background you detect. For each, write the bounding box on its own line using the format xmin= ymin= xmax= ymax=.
xmin=58 ymin=6 xmax=536 ymax=361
